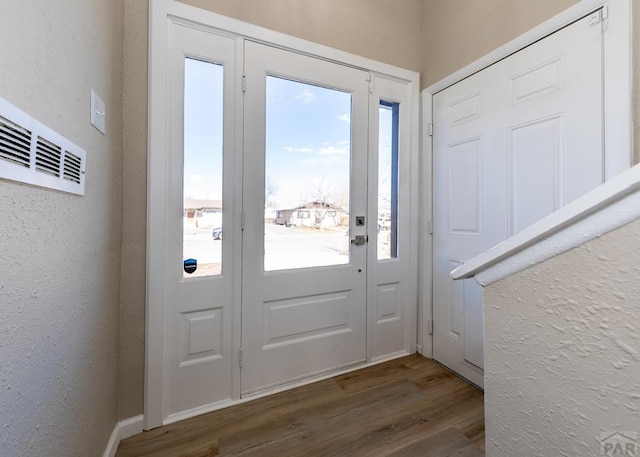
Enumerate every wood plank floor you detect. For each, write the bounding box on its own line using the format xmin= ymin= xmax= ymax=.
xmin=117 ymin=355 xmax=484 ymax=457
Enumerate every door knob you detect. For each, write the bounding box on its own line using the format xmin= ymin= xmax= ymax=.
xmin=350 ymin=235 xmax=366 ymax=246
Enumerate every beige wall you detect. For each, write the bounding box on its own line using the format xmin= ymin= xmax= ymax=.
xmin=119 ymin=0 xmax=149 ymax=422
xmin=0 ymin=0 xmax=123 ymax=455
xmin=181 ymin=0 xmax=423 ymax=73
xmin=484 ymin=218 xmax=640 ymax=456
xmin=119 ymin=0 xmax=423 ymax=420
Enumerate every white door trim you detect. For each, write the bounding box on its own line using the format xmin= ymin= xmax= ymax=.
xmin=418 ymin=91 xmax=434 ymax=358
xmin=420 ymin=0 xmax=633 ymax=359
xmin=147 ymin=0 xmax=419 ymax=430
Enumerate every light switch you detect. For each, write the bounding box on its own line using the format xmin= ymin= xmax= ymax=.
xmin=90 ymin=89 xmax=106 ymax=135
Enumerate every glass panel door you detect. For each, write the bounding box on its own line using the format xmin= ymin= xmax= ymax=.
xmin=367 ymin=75 xmax=416 ymax=362
xmin=162 ymin=22 xmax=238 ymax=419
xmin=241 ymin=41 xmax=369 ymax=395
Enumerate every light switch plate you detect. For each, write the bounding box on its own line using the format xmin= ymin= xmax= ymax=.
xmin=90 ymin=89 xmax=106 ymax=135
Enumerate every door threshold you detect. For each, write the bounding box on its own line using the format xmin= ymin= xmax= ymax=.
xmin=160 ymin=351 xmax=413 ymax=427
xmin=241 ymin=358 xmax=367 ymax=398
xmin=431 ymin=358 xmax=484 ymax=391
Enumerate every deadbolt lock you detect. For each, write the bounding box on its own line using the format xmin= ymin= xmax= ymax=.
xmin=355 ymin=216 xmax=365 ymax=226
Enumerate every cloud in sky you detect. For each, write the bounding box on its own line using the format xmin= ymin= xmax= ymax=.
xmin=338 ymin=113 xmax=350 ymax=123
xmin=317 ymin=145 xmax=349 ymax=156
xmin=284 ymin=146 xmax=314 ymax=154
xmin=320 ymin=140 xmax=350 ymax=156
xmin=284 ymin=140 xmax=350 ymax=157
xmin=293 ymin=88 xmax=315 ymax=104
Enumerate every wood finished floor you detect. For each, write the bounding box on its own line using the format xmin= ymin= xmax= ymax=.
xmin=116 ymin=355 xmax=484 ymax=457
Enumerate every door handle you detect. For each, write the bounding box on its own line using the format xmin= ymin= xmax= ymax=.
xmin=350 ymin=235 xmax=367 ymax=246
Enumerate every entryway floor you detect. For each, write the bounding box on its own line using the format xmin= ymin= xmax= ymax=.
xmin=116 ymin=355 xmax=484 ymax=456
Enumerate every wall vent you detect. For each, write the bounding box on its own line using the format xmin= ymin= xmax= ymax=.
xmin=0 ymin=116 xmax=31 ymax=168
xmin=35 ymin=137 xmax=62 ymax=177
xmin=0 ymin=96 xmax=86 ymax=195
xmin=63 ymin=151 xmax=82 ymax=184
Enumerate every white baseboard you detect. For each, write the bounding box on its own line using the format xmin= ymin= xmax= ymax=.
xmin=103 ymin=415 xmax=144 ymax=457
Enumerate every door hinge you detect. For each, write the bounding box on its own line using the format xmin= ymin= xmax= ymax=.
xmin=428 ymin=122 xmax=434 ymax=137
xmin=368 ymin=73 xmax=374 ymax=94
xmin=428 ymin=219 xmax=433 ymax=235
xmin=589 ymin=9 xmax=608 ymax=32
xmin=601 ymin=6 xmax=609 ymax=32
xmin=428 ymin=319 xmax=433 ymax=335
xmin=242 ymin=75 xmax=247 ymax=93
xmin=239 ymin=348 xmax=244 ymax=368
xmin=241 ymin=212 xmax=245 ymax=230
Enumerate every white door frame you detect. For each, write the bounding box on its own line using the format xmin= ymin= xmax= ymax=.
xmin=146 ymin=0 xmax=419 ymax=430
xmin=420 ymin=0 xmax=633 ymax=358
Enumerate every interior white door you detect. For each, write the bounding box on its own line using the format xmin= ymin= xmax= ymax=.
xmin=432 ymin=12 xmax=605 ymax=387
xmin=241 ymin=41 xmax=370 ymax=395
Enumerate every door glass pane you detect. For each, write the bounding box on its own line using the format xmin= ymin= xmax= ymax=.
xmin=265 ymin=76 xmax=351 ymax=271
xmin=378 ymin=101 xmax=399 ymax=260
xmin=182 ymin=58 xmax=224 ymax=278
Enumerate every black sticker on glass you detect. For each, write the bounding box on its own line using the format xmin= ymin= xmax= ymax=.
xmin=184 ymin=258 xmax=197 ymax=274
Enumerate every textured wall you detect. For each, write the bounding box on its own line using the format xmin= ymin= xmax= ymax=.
xmin=119 ymin=0 xmax=423 ymax=421
xmin=484 ymin=219 xmax=640 ymax=456
xmin=0 ymin=1 xmax=123 ymax=456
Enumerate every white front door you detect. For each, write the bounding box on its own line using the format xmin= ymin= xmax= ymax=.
xmin=149 ymin=12 xmax=418 ymax=424
xmin=432 ymin=12 xmax=605 ymax=386
xmin=241 ymin=42 xmax=370 ymax=395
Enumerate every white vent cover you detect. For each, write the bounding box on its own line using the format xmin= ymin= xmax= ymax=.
xmin=0 ymin=96 xmax=86 ymax=195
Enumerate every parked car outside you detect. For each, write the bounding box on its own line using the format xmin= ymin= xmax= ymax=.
xmin=212 ymin=227 xmax=222 ymax=240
